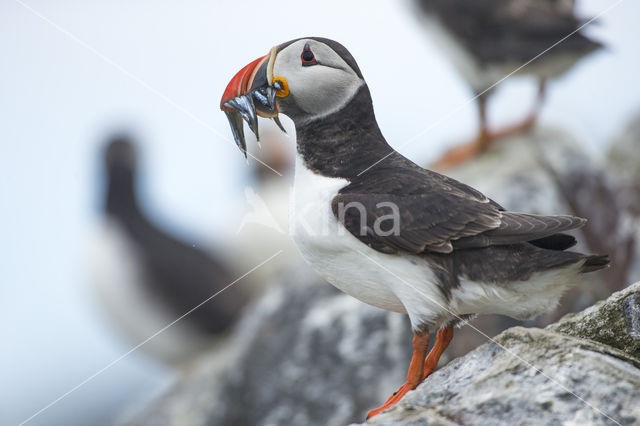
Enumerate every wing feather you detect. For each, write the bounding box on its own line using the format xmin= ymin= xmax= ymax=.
xmin=332 ymin=168 xmax=585 ymax=255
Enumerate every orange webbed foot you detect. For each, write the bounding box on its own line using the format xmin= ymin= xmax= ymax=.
xmin=366 ymin=331 xmax=430 ymax=419
xmin=366 ymin=381 xmax=417 ymax=418
xmin=366 ymin=327 xmax=455 ymax=419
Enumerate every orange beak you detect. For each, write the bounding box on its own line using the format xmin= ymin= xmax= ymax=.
xmin=220 ymin=48 xmax=286 ymax=157
xmin=220 ymin=53 xmax=270 ymax=113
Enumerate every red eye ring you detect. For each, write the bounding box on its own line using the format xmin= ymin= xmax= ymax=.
xmin=301 ymin=42 xmax=318 ymax=66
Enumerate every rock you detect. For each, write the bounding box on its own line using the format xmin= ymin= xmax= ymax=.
xmin=607 ymin=110 xmax=640 ymax=186
xmin=363 ymin=327 xmax=640 ymax=426
xmin=548 ymin=282 xmax=640 ymax=360
xmin=361 ymin=283 xmax=640 ymax=426
xmin=127 ymin=268 xmax=413 ymax=426
xmin=607 ymin=110 xmax=640 ymax=282
xmin=129 ymin=278 xmax=640 ymax=426
xmin=440 ymin=127 xmax=576 ymax=217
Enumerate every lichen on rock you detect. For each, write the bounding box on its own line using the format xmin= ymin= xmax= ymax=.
xmin=548 ymin=282 xmax=640 ymax=360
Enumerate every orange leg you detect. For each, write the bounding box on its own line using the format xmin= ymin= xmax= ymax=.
xmin=432 ymin=80 xmax=546 ymax=171
xmin=366 ymin=331 xmax=430 ymax=419
xmin=490 ymin=78 xmax=546 ymax=141
xmin=430 ymin=140 xmax=485 ymax=171
xmin=431 ymin=91 xmax=491 ymax=171
xmin=423 ymin=326 xmax=454 ymax=380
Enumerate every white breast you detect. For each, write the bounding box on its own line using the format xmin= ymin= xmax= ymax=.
xmin=290 ymin=156 xmax=451 ymax=328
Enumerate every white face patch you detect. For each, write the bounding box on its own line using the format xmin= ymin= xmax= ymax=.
xmin=273 ymin=39 xmax=364 ymax=119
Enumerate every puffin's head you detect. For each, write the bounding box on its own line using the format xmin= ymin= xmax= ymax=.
xmin=220 ymin=37 xmax=365 ymax=156
xmin=105 ymin=135 xmax=137 ymax=174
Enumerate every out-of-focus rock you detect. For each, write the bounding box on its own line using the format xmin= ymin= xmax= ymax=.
xmin=607 ymin=110 xmax=640 ymax=282
xmin=127 ymin=267 xmax=412 ymax=426
xmin=129 ymin=281 xmax=640 ymax=426
xmin=608 ymin=110 xmax=640 ymax=187
xmin=439 ymin=127 xmax=574 ymax=217
xmin=362 ymin=283 xmax=640 ymax=426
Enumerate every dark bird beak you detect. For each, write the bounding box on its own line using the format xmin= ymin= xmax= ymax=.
xmin=220 ymin=47 xmax=287 ymax=157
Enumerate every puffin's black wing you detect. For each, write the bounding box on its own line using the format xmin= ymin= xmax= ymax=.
xmin=332 ymin=164 xmax=585 ymax=255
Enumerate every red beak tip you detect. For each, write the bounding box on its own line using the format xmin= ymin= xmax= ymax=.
xmin=220 ymin=53 xmax=270 ymax=108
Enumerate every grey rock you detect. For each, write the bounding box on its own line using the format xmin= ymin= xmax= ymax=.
xmin=128 ymin=268 xmax=413 ymax=426
xmin=442 ymin=127 xmax=575 ymax=217
xmin=361 ymin=283 xmax=640 ymax=426
xmin=548 ymin=281 xmax=640 ymax=360
xmin=607 ymin=110 xmax=640 ymax=281
xmin=363 ymin=327 xmax=640 ymax=426
xmin=607 ymin=110 xmax=640 ymax=186
xmin=129 ymin=278 xmax=640 ymax=426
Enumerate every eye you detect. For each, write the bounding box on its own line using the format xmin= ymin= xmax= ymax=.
xmin=301 ymin=42 xmax=318 ymax=67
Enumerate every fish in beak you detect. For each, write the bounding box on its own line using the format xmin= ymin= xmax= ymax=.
xmin=220 ymin=47 xmax=288 ymax=157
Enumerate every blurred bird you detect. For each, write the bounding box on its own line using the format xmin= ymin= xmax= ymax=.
xmin=90 ymin=135 xmax=248 ymax=365
xmin=219 ymin=37 xmax=609 ymax=418
xmin=223 ymin=126 xmax=304 ymax=284
xmin=411 ymin=0 xmax=602 ymax=169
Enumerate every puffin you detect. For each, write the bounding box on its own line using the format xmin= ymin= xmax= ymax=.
xmin=411 ymin=0 xmax=603 ymax=169
xmin=90 ymin=136 xmax=248 ymax=365
xmin=219 ymin=37 xmax=609 ymax=418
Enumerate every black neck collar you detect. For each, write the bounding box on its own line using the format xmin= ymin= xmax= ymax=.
xmin=294 ymin=85 xmax=395 ymax=180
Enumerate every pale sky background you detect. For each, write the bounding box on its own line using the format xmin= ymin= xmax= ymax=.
xmin=1 ymin=0 xmax=639 ymax=425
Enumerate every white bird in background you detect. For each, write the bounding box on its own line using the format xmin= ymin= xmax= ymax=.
xmin=89 ymin=135 xmax=250 ymax=366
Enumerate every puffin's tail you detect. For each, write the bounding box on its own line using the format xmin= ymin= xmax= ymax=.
xmin=581 ymin=254 xmax=610 ymax=273
xmin=529 ymin=233 xmax=609 ymax=273
xmin=529 ymin=233 xmax=577 ymax=251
